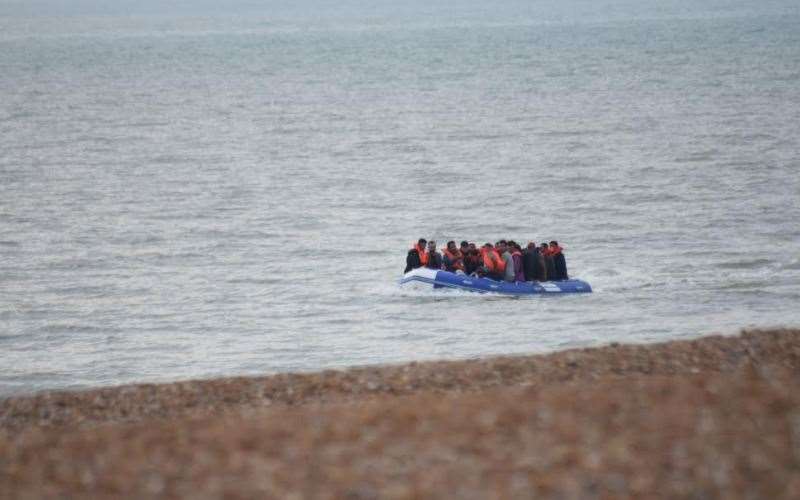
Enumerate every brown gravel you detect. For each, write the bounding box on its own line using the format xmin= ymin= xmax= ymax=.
xmin=1 ymin=328 xmax=799 ymax=499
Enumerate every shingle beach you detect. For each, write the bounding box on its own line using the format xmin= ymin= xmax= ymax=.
xmin=2 ymin=328 xmax=799 ymax=499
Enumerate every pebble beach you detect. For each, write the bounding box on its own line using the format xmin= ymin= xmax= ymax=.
xmin=2 ymin=328 xmax=799 ymax=498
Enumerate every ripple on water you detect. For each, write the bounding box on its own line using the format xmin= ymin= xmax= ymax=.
xmin=2 ymin=6 xmax=800 ymax=395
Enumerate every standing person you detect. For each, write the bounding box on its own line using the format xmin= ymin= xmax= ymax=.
xmin=404 ymin=238 xmax=428 ymax=273
xmin=522 ymin=242 xmax=545 ymax=281
xmin=541 ymin=242 xmax=556 ymax=281
xmin=509 ymin=241 xmax=525 ymax=282
xmin=549 ymin=240 xmax=569 ymax=280
xmin=424 ymin=240 xmax=443 ymax=270
xmin=442 ymin=240 xmax=465 ymax=273
xmin=498 ymin=241 xmax=515 ymax=282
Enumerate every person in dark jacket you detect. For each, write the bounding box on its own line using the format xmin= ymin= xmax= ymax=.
xmin=464 ymin=243 xmax=482 ymax=275
xmin=522 ymin=242 xmax=546 ymax=281
xmin=404 ymin=238 xmax=427 ymax=273
xmin=424 ymin=240 xmax=443 ymax=270
xmin=541 ymin=242 xmax=556 ymax=281
xmin=550 ymin=240 xmax=569 ymax=280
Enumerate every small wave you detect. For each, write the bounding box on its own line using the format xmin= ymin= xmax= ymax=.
xmin=40 ymin=323 xmax=118 ymax=335
xmin=48 ymin=285 xmax=109 ymax=295
xmin=226 ymin=277 xmax=285 ymax=285
xmin=715 ymin=258 xmax=773 ymax=270
xmin=711 ymin=280 xmax=765 ymax=291
xmin=0 ymin=111 xmax=34 ymax=123
xmin=536 ymin=129 xmax=606 ymax=138
xmin=779 ymin=258 xmax=800 ymax=271
xmin=673 ymin=150 xmax=719 ymax=163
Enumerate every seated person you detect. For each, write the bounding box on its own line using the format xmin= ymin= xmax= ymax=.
xmin=424 ymin=240 xmax=443 ymax=270
xmin=477 ymin=243 xmax=505 ymax=280
xmin=404 ymin=238 xmax=428 ymax=273
xmin=442 ymin=240 xmax=465 ymax=273
xmin=459 ymin=241 xmax=470 ymax=262
xmin=464 ymin=243 xmax=482 ymax=275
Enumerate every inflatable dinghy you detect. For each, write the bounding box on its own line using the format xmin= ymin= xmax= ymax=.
xmin=400 ymin=268 xmax=592 ymax=296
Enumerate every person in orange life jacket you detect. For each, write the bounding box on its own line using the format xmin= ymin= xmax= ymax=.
xmin=464 ymin=242 xmax=482 ymax=275
xmin=549 ymin=240 xmax=569 ymax=280
xmin=442 ymin=240 xmax=465 ymax=273
xmin=478 ymin=243 xmax=505 ymax=280
xmin=404 ymin=238 xmax=428 ymax=273
xmin=424 ymin=240 xmax=443 ymax=269
xmin=540 ymin=242 xmax=557 ymax=281
xmin=508 ymin=241 xmax=525 ymax=282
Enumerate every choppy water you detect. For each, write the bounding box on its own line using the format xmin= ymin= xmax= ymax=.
xmin=2 ymin=0 xmax=799 ymax=396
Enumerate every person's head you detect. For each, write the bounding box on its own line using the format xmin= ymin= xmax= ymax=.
xmin=540 ymin=242 xmax=549 ymax=249
xmin=550 ymin=240 xmax=559 ymax=247
xmin=460 ymin=240 xmax=469 ymax=250
xmin=468 ymin=243 xmax=476 ymax=250
xmin=483 ymin=243 xmax=493 ymax=249
xmin=497 ymin=241 xmax=507 ymax=253
xmin=447 ymin=241 xmax=457 ymax=251
xmin=508 ymin=240 xmax=518 ymax=250
xmin=527 ymin=242 xmax=536 ymax=250
xmin=418 ymin=238 xmax=427 ymax=248
xmin=427 ymin=240 xmax=437 ymax=252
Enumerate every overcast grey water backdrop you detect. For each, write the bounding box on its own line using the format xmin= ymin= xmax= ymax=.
xmin=2 ymin=0 xmax=799 ymax=395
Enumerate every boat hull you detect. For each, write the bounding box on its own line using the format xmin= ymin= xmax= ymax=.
xmin=400 ymin=268 xmax=592 ymax=295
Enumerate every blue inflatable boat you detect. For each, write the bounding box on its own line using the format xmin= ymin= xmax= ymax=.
xmin=400 ymin=268 xmax=592 ymax=296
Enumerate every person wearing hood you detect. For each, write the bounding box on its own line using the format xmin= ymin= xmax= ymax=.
xmin=549 ymin=240 xmax=569 ymax=280
xmin=522 ymin=242 xmax=546 ymax=281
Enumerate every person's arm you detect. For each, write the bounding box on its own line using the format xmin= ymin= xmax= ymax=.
xmin=442 ymin=253 xmax=452 ymax=271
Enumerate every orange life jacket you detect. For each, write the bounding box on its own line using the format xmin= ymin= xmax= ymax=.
xmin=480 ymin=248 xmax=504 ymax=273
xmin=442 ymin=248 xmax=464 ymax=271
xmin=494 ymin=249 xmax=507 ymax=273
xmin=413 ymin=242 xmax=429 ymax=265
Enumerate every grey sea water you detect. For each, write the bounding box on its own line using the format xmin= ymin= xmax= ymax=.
xmin=1 ymin=0 xmax=799 ymax=396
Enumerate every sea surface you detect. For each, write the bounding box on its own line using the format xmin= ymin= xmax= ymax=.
xmin=2 ymin=0 xmax=799 ymax=396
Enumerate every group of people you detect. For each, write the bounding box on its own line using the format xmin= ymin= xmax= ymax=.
xmin=404 ymin=238 xmax=569 ymax=282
